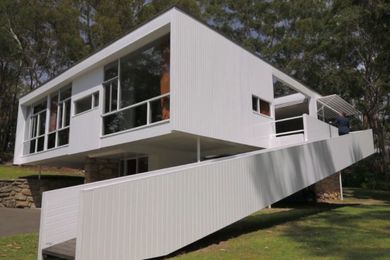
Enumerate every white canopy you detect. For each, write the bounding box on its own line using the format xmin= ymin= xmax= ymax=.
xmin=317 ymin=94 xmax=360 ymax=119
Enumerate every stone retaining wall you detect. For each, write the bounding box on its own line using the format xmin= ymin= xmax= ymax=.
xmin=0 ymin=177 xmax=84 ymax=208
xmin=314 ymin=172 xmax=342 ymax=201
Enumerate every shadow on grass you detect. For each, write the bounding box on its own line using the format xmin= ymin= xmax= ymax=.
xmin=158 ymin=202 xmax=354 ymax=259
xmin=344 ymin=187 xmax=390 ymax=204
xmin=281 ymin=204 xmax=390 ymax=259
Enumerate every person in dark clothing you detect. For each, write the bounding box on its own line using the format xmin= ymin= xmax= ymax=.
xmin=335 ymin=112 xmax=350 ymax=135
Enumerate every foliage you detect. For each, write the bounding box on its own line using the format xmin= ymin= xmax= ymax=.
xmin=0 ymin=0 xmax=388 ymax=183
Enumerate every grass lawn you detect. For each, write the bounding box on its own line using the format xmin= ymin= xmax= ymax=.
xmin=0 ymin=233 xmax=38 ymax=260
xmin=0 ymin=165 xmax=83 ymax=180
xmin=0 ymin=188 xmax=389 ymax=259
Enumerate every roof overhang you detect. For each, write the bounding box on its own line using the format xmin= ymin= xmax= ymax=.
xmin=317 ymin=95 xmax=360 ymax=118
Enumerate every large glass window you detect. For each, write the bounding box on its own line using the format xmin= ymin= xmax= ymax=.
xmin=46 ymin=84 xmax=72 ymax=150
xmin=102 ymin=34 xmax=170 ymax=135
xmin=26 ymin=99 xmax=47 ymax=154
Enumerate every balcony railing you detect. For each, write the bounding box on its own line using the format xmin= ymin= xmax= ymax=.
xmin=102 ymin=93 xmax=170 ymax=136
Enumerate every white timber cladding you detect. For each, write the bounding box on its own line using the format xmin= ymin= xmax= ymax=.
xmin=72 ymin=130 xmax=374 ymax=260
xmin=172 ymin=10 xmax=275 ymax=148
xmin=37 ymin=129 xmax=374 ymax=260
xmin=13 ymin=13 xmax=173 ymax=165
xmin=14 ymin=7 xmax=335 ymax=166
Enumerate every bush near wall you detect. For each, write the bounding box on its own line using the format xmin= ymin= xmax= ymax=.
xmin=343 ymin=161 xmax=390 ymax=191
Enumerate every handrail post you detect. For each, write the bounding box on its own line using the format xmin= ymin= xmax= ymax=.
xmin=303 ymin=114 xmax=308 ymax=142
xmin=147 ymin=101 xmax=151 ymax=125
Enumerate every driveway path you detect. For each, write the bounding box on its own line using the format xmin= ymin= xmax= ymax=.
xmin=0 ymin=208 xmax=40 ymax=237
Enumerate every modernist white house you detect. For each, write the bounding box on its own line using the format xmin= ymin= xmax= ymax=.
xmin=13 ymin=7 xmax=374 ymax=260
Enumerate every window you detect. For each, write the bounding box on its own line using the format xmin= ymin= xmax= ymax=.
xmin=252 ymin=95 xmax=271 ymax=117
xmin=102 ymin=34 xmax=170 ymax=135
xmin=119 ymin=156 xmax=148 ymax=176
xmin=26 ymin=99 xmax=47 ymax=154
xmin=74 ymin=92 xmax=99 ymax=115
xmin=47 ymin=85 xmax=72 ymax=149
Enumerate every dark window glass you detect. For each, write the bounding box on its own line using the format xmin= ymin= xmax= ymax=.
xmin=111 ymin=82 xmax=118 ymax=112
xmin=138 ymin=157 xmax=148 ymax=173
xmin=120 ymin=34 xmax=170 ymax=108
xmin=93 ymin=92 xmax=99 ymax=107
xmin=103 ymin=103 xmax=147 ymax=135
xmin=33 ymin=99 xmax=47 ymax=114
xmin=104 ymin=61 xmax=118 ymax=81
xmin=150 ymin=96 xmax=170 ymax=123
xmin=38 ymin=112 xmax=46 ymax=135
xmin=126 ymin=159 xmax=137 ymax=175
xmin=75 ymin=96 xmax=92 ymax=114
xmin=29 ymin=139 xmax=36 ymax=154
xmin=49 ymin=95 xmax=58 ymax=132
xmin=30 ymin=116 xmax=37 ymax=138
xmin=58 ymin=128 xmax=69 ymax=146
xmin=65 ymin=100 xmax=71 ymax=126
xmin=103 ymin=81 xmax=118 ymax=113
xmin=60 ymin=86 xmax=71 ymax=101
xmin=58 ymin=104 xmax=63 ymax=128
xmin=252 ymin=96 xmax=258 ymax=112
xmin=48 ymin=133 xmax=56 ymax=149
xmin=37 ymin=136 xmax=45 ymax=152
xmin=260 ymin=99 xmax=271 ymax=116
xmin=104 ymin=83 xmax=110 ymax=113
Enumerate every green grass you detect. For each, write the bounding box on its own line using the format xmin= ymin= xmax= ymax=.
xmin=0 ymin=233 xmax=38 ymax=260
xmin=0 ymin=165 xmax=83 ymax=180
xmin=0 ymin=188 xmax=389 ymax=260
xmin=171 ymin=188 xmax=390 ymax=260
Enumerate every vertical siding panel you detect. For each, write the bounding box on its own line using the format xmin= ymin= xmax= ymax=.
xmin=74 ymin=131 xmax=373 ymax=259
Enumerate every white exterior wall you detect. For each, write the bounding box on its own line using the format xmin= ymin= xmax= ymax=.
xmin=171 ymin=11 xmax=274 ymax=148
xmin=13 ymin=13 xmax=173 ymax=165
xmin=73 ymin=130 xmax=374 ymax=260
xmin=14 ymin=8 xmax=328 ymax=165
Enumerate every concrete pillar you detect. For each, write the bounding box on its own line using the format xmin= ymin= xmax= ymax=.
xmin=313 ymin=172 xmax=342 ymax=201
xmin=84 ymin=158 xmax=120 ymax=183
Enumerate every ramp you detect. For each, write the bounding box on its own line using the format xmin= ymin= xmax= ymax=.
xmin=39 ymin=130 xmax=374 ymax=260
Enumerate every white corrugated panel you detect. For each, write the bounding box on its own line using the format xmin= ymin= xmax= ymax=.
xmin=75 ymin=129 xmax=374 ymax=260
xmin=171 ymin=10 xmax=274 ymax=149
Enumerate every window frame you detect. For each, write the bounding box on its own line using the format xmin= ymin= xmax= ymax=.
xmin=25 ymin=99 xmax=48 ymax=154
xmin=101 ymin=34 xmax=171 ymax=137
xmin=252 ymin=95 xmax=272 ymax=118
xmin=74 ymin=91 xmax=100 ymax=116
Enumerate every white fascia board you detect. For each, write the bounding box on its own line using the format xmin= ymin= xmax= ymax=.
xmin=274 ymin=93 xmax=307 ymax=108
xmin=20 ymin=10 xmax=174 ymax=105
xmin=271 ymin=67 xmax=322 ymax=100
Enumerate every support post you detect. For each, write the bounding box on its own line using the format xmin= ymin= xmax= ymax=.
xmin=339 ymin=172 xmax=344 ymax=200
xmin=197 ymin=137 xmax=201 ymax=162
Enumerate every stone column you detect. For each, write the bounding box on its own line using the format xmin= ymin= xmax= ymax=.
xmin=314 ymin=172 xmax=342 ymax=201
xmin=84 ymin=158 xmax=120 ymax=183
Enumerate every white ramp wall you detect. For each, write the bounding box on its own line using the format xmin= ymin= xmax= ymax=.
xmin=75 ymin=130 xmax=374 ymax=260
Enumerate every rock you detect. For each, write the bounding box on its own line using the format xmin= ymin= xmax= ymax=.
xmin=5 ymin=200 xmax=16 ymax=208
xmin=21 ymin=189 xmax=32 ymax=196
xmin=15 ymin=201 xmax=29 ymax=208
xmin=0 ymin=186 xmax=12 ymax=193
xmin=0 ymin=193 xmax=9 ymax=198
xmin=14 ymin=193 xmax=26 ymax=201
xmin=27 ymin=196 xmax=34 ymax=202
